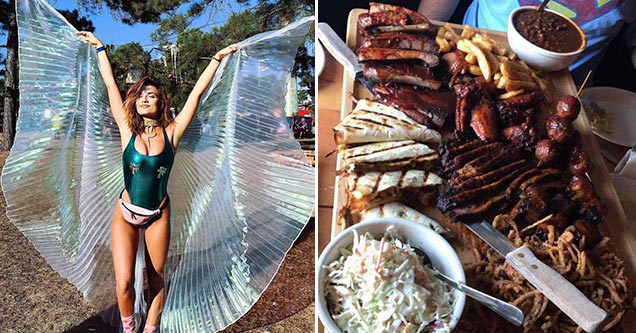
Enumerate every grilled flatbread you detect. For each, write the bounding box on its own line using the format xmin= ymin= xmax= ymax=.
xmin=333 ymin=99 xmax=441 ymax=145
xmin=358 ymin=202 xmax=448 ymax=234
xmin=347 ymin=169 xmax=443 ymax=211
xmin=340 ymin=140 xmax=439 ymax=173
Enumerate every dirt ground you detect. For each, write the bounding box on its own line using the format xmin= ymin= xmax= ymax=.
xmin=0 ymin=151 xmax=314 ymax=332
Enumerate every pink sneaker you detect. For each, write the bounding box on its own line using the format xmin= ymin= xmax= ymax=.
xmin=120 ymin=313 xmax=141 ymax=333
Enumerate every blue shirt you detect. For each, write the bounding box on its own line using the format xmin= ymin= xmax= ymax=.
xmin=463 ymin=0 xmax=636 ymax=83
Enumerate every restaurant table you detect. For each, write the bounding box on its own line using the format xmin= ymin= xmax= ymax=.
xmin=316 ymin=46 xmax=632 ymax=331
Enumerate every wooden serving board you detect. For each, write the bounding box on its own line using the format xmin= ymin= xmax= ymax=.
xmin=329 ymin=8 xmax=636 ymax=330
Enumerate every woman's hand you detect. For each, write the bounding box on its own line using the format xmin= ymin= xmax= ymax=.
xmin=75 ymin=31 xmax=104 ymax=49
xmin=215 ymin=45 xmax=239 ymax=61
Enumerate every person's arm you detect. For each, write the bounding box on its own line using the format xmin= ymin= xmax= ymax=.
xmin=417 ymin=0 xmax=460 ymax=22
xmin=76 ymin=31 xmax=131 ymax=142
xmin=171 ymin=45 xmax=238 ymax=147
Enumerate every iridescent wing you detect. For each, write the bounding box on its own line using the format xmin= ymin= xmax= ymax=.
xmin=4 ymin=0 xmax=315 ymax=330
xmin=5 ymin=0 xmax=120 ymax=313
xmin=163 ymin=17 xmax=315 ymax=331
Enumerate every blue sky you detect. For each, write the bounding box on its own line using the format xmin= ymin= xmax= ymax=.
xmin=49 ymin=0 xmax=256 ymax=49
xmin=2 ymin=0 xmax=256 ymax=55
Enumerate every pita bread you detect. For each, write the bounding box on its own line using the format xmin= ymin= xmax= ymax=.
xmin=333 ymin=99 xmax=441 ymax=145
xmin=358 ymin=202 xmax=448 ymax=234
xmin=347 ymin=169 xmax=443 ymax=211
xmin=340 ymin=140 xmax=438 ymax=173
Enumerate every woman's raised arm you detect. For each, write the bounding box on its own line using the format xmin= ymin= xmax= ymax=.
xmin=171 ymin=44 xmax=239 ymax=148
xmin=76 ymin=31 xmax=131 ymax=142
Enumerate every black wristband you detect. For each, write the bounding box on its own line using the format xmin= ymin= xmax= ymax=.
xmin=212 ymin=56 xmax=221 ymax=63
xmin=96 ymin=46 xmax=106 ymax=53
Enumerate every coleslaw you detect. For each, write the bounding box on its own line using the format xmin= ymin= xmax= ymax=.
xmin=324 ymin=230 xmax=455 ymax=333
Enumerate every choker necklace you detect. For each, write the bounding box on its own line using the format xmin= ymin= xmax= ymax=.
xmin=144 ymin=118 xmax=160 ymax=128
xmin=143 ymin=118 xmax=159 ymax=150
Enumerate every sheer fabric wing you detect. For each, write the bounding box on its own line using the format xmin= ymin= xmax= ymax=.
xmin=163 ymin=17 xmax=315 ymax=331
xmin=3 ymin=0 xmax=120 ymax=312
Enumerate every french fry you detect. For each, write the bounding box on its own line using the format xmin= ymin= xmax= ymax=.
xmin=531 ymin=72 xmax=548 ymax=91
xmin=471 ymin=34 xmax=493 ymax=52
xmin=465 ymin=53 xmax=478 ymax=65
xmin=458 ymin=39 xmax=492 ymax=81
xmin=498 ymin=89 xmax=525 ymax=99
xmin=461 ymin=25 xmax=475 ymax=39
xmin=501 ymin=60 xmax=533 ymax=82
xmin=436 ymin=36 xmax=451 ymax=52
xmin=484 ymin=51 xmax=500 ymax=79
xmin=504 ymin=78 xmax=539 ymax=91
xmin=469 ymin=65 xmax=483 ymax=76
xmin=437 ymin=26 xmax=446 ymax=36
xmin=494 ymin=72 xmax=502 ymax=81
xmin=444 ymin=23 xmax=461 ymax=43
xmin=497 ymin=75 xmax=508 ymax=90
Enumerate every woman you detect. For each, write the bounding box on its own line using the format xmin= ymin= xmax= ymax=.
xmin=76 ymin=31 xmax=237 ymax=333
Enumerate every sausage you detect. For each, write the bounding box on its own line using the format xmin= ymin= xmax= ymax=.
xmin=535 ymin=139 xmax=561 ymax=165
xmin=556 ymin=95 xmax=581 ymax=120
xmin=568 ymin=146 xmax=591 ymax=175
xmin=580 ymin=196 xmax=607 ymax=225
xmin=546 ymin=114 xmax=574 ymax=143
xmin=567 ymin=175 xmax=594 ymax=202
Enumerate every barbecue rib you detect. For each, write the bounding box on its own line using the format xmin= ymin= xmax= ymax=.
xmin=358 ymin=47 xmax=440 ymax=67
xmin=358 ymin=12 xmax=409 ymax=30
xmin=373 ymin=83 xmax=454 ymax=127
xmin=368 ymin=2 xmax=431 ymax=25
xmin=361 ymin=32 xmax=439 ymax=52
xmin=363 ymin=61 xmax=441 ymax=89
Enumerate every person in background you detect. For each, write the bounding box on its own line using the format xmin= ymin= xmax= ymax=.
xmin=319 ymin=0 xmax=636 ymax=88
xmin=421 ymin=0 xmax=636 ymax=86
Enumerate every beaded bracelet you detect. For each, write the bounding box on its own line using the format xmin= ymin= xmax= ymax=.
xmin=96 ymin=46 xmax=106 ymax=53
xmin=212 ymin=56 xmax=221 ymax=63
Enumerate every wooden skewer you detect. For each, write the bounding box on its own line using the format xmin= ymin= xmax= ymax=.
xmin=585 ymin=172 xmax=592 ymax=182
xmin=347 ymin=91 xmax=359 ymax=104
xmin=576 ymin=70 xmax=593 ymax=98
xmin=521 ymin=213 xmax=554 ymax=233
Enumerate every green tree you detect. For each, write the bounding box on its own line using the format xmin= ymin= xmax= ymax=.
xmin=59 ymin=9 xmax=96 ymax=32
xmin=148 ymin=0 xmax=315 ymax=110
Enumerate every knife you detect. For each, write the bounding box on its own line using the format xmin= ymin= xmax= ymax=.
xmin=316 ymin=22 xmax=375 ymax=92
xmin=465 ymin=220 xmax=607 ymax=333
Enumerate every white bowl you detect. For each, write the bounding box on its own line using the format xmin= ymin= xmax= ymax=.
xmin=316 ymin=218 xmax=466 ymax=333
xmin=507 ymin=6 xmax=586 ymax=72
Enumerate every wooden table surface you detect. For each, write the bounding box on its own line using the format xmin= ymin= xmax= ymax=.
xmin=316 ymin=40 xmax=632 ymax=331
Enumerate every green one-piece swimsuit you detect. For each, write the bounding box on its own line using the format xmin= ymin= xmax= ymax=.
xmin=122 ymin=127 xmax=174 ymax=210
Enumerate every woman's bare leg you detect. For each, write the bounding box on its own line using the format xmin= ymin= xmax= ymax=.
xmin=111 ymin=204 xmax=140 ymax=317
xmin=144 ymin=204 xmax=171 ymax=327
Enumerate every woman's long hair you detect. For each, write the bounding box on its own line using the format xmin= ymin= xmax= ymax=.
xmin=122 ymin=76 xmax=172 ymax=135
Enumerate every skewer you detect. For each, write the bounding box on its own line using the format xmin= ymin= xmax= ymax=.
xmin=521 ymin=214 xmax=554 ymax=233
xmin=575 ymin=70 xmax=593 ymax=98
xmin=347 ymin=91 xmax=359 ymax=104
xmin=585 ymin=172 xmax=592 ymax=182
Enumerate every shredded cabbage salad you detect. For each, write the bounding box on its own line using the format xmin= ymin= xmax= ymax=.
xmin=324 ymin=230 xmax=455 ymax=333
